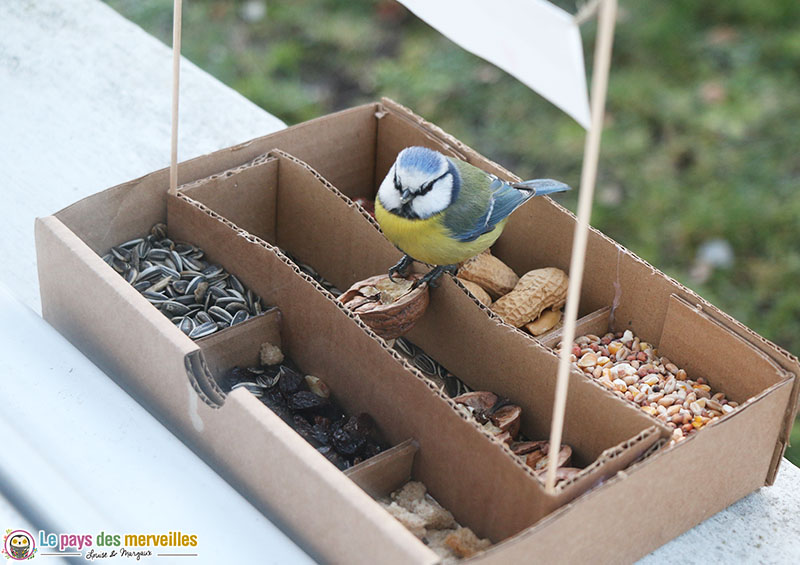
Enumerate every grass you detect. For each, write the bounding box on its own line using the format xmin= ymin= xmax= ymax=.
xmin=104 ymin=0 xmax=800 ymax=465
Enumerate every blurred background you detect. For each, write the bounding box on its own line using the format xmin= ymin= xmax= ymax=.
xmin=104 ymin=0 xmax=800 ymax=464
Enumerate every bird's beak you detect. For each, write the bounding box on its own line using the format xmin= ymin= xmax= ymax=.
xmin=400 ymin=189 xmax=413 ymax=205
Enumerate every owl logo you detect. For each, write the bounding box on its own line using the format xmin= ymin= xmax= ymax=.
xmin=2 ymin=529 xmax=36 ymax=560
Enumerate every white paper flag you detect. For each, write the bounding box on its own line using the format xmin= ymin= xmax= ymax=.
xmin=397 ymin=0 xmax=591 ymax=129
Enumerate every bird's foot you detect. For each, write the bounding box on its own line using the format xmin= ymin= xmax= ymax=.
xmin=388 ymin=254 xmax=415 ymax=283
xmin=413 ymin=264 xmax=458 ymax=289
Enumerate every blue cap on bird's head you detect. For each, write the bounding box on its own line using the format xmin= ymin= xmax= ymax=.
xmin=396 ymin=146 xmax=447 ymax=176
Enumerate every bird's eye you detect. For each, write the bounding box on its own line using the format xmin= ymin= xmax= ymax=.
xmin=393 ymin=168 xmax=402 ymax=191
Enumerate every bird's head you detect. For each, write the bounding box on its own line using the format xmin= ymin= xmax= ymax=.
xmin=377 ymin=146 xmax=459 ymax=219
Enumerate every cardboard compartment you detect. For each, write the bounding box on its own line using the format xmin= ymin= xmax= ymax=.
xmin=178 ymin=149 xmax=668 ymax=498
xmin=166 ymin=187 xmax=601 ymax=547
xmin=36 ymin=98 xmax=800 ymax=563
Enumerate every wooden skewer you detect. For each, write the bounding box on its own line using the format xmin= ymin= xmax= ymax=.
xmin=545 ymin=0 xmax=618 ymax=493
xmin=169 ymin=0 xmax=183 ymax=195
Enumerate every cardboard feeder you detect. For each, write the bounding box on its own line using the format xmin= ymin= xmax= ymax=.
xmin=36 ymin=99 xmax=799 ymax=564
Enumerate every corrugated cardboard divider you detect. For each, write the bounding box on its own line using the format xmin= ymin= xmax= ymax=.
xmin=167 ymin=190 xmax=569 ymax=545
xmin=345 ymin=439 xmax=419 ymax=498
xmin=35 ymin=217 xmax=439 ymax=565
xmin=178 ymin=149 xmax=668 ymax=503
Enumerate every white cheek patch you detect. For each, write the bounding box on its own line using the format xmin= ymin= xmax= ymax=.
xmin=377 ymin=164 xmax=401 ymax=211
xmin=411 ymin=174 xmax=453 ymax=218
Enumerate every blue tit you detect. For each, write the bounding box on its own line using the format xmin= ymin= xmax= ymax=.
xmin=374 ymin=146 xmax=570 ymax=285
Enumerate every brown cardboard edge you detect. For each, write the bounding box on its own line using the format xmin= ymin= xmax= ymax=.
xmin=345 ymin=439 xmax=419 ymax=498
xmin=34 ymin=215 xmax=220 ymax=411
xmin=660 ymin=294 xmax=796 ymax=484
xmin=536 ymin=307 xmax=611 ymax=349
xmin=222 ymin=388 xmax=441 ymax=565
xmin=552 ymin=425 xmax=662 ymax=499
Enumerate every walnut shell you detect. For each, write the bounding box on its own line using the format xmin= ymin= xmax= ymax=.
xmin=338 ymin=274 xmax=429 ymax=340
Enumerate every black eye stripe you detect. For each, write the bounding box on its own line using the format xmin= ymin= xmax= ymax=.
xmin=418 ymin=171 xmax=449 ymax=196
xmin=393 ymin=168 xmax=402 ymax=191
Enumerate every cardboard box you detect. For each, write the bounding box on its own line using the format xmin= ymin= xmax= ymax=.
xmin=36 ymin=99 xmax=799 ymax=563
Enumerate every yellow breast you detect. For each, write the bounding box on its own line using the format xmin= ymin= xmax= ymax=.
xmin=375 ymin=198 xmax=504 ymax=265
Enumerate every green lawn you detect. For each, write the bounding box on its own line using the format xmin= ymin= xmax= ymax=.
xmin=105 ymin=0 xmax=800 ymax=465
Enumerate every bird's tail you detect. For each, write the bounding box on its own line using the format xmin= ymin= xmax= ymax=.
xmin=512 ymin=178 xmax=571 ymax=196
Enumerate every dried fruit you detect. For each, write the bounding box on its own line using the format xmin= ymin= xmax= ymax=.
xmin=457 ymin=250 xmax=519 ymax=299
xmin=490 ymin=268 xmax=568 ymax=327
xmin=278 ymin=365 xmax=307 ymax=398
xmin=338 ymin=274 xmax=429 ymax=339
xmin=288 ymin=391 xmax=330 ymax=411
xmin=457 ymin=278 xmax=492 ymax=306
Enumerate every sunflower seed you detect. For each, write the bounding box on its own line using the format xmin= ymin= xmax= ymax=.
xmin=124 ymin=267 xmax=138 ymax=284
xmin=189 ymin=321 xmax=218 ymax=339
xmin=225 ymin=302 xmax=249 ymax=314
xmin=151 ymin=223 xmax=167 ymax=239
xmin=175 ymin=243 xmax=194 ymax=255
xmin=231 ymin=381 xmax=263 ymax=397
xmin=120 ymin=237 xmax=144 ymax=249
xmin=216 ymin=296 xmax=245 ymax=307
xmin=208 ymin=285 xmax=228 ymax=299
xmin=208 ymin=305 xmax=233 ymax=324
xmin=159 ymin=265 xmax=181 ymax=280
xmin=231 ymin=310 xmax=248 ymax=326
xmin=133 ymin=281 xmax=151 ymax=292
xmin=172 ymin=280 xmax=189 ymax=294
xmin=178 ymin=317 xmax=194 ymax=336
xmin=170 ymin=250 xmax=183 ymax=272
xmin=147 ymin=248 xmax=171 ymax=262
xmin=162 ymin=301 xmax=190 ymax=316
xmin=394 ymin=337 xmax=416 ymax=357
xmin=413 ymin=353 xmax=438 ymax=376
xmin=112 ymin=258 xmax=127 ymax=273
xmin=202 ymin=264 xmax=224 ymax=278
xmin=228 ymin=275 xmax=245 ymax=294
xmin=111 ymin=246 xmax=131 ymax=261
xmin=143 ymin=291 xmax=168 ymax=303
xmin=195 ymin=311 xmax=213 ymax=324
xmin=186 ymin=276 xmax=205 ymax=296
xmin=137 ymin=265 xmax=163 ymax=281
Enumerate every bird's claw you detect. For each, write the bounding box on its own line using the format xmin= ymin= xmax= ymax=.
xmin=412 ymin=264 xmax=457 ymax=289
xmin=388 ymin=254 xmax=414 ymax=283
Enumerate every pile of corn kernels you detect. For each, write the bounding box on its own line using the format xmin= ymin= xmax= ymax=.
xmin=559 ymin=330 xmax=739 ymax=443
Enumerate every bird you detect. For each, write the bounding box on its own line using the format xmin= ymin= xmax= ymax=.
xmin=374 ymin=146 xmax=570 ymax=286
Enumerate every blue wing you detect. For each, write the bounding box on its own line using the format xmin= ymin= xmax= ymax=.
xmin=451 ymin=177 xmax=535 ymax=242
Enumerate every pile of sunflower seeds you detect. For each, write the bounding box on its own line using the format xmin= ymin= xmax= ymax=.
xmin=281 ymin=250 xmax=343 ymax=298
xmin=393 ymin=338 xmax=470 ymax=398
xmin=102 ymin=223 xmax=266 ymax=340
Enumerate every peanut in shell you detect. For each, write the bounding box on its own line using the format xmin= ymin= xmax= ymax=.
xmin=457 ymin=278 xmax=492 ymax=306
xmin=457 ymin=252 xmax=519 ymax=299
xmin=491 ymin=268 xmax=568 ymax=328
